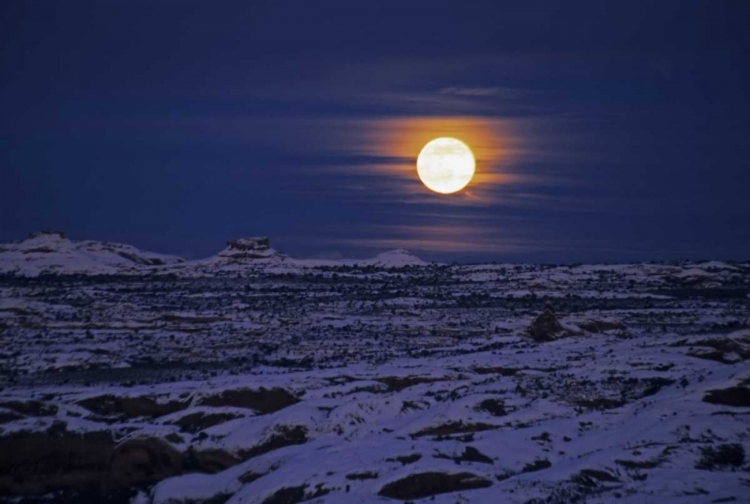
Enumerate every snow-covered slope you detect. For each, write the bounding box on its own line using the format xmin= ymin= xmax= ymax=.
xmin=0 ymin=250 xmax=749 ymax=503
xmin=356 ymin=248 xmax=428 ymax=268
xmin=0 ymin=230 xmax=184 ymax=276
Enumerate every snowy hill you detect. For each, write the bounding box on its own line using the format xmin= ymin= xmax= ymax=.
xmin=356 ymin=248 xmax=428 ymax=268
xmin=0 ymin=258 xmax=748 ymax=503
xmin=0 ymin=230 xmax=184 ymax=276
xmin=0 ymin=233 xmax=431 ymax=277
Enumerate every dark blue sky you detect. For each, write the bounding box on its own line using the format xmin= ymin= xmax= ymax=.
xmin=2 ymin=0 xmax=749 ymax=262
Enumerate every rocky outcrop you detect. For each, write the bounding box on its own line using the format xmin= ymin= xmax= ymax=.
xmin=527 ymin=303 xmax=566 ymax=342
xmin=26 ymin=229 xmax=67 ymax=240
xmin=226 ymin=237 xmax=270 ymax=252
xmin=218 ymin=237 xmax=276 ymax=260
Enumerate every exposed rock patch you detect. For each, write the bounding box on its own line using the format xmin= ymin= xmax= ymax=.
xmin=682 ymin=334 xmax=750 ymax=364
xmin=174 ymin=412 xmax=242 ymax=433
xmin=77 ymin=394 xmax=190 ymax=419
xmin=184 ymin=447 xmax=242 ymax=474
xmin=474 ymin=398 xmax=507 ymax=417
xmin=527 ymin=304 xmax=568 ymax=342
xmin=376 ymin=375 xmax=451 ymax=392
xmin=239 ymin=425 xmax=308 ymax=460
xmin=221 ymin=237 xmax=275 ymax=260
xmin=0 ymin=400 xmax=57 ymax=416
xmin=227 ymin=237 xmax=270 ymax=252
xmin=703 ymin=387 xmax=750 ymax=407
xmin=261 ymin=483 xmax=330 ymax=504
xmin=346 ymin=471 xmax=379 ymax=480
xmin=378 ymin=472 xmax=492 ymax=500
xmin=572 ymin=468 xmax=620 ymax=485
xmin=411 ymin=421 xmax=498 ymax=438
xmin=435 ymin=446 xmax=494 ymax=465
xmin=578 ymin=320 xmax=625 ymax=333
xmin=198 ymin=388 xmax=299 ymax=414
xmin=522 ymin=458 xmax=552 ymax=473
xmin=471 ymin=366 xmax=521 ymax=376
xmin=386 ymin=453 xmax=422 ymax=465
xmin=695 ymin=444 xmax=745 ymax=470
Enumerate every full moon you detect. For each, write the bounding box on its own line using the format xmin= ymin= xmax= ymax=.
xmin=416 ymin=137 xmax=476 ymax=194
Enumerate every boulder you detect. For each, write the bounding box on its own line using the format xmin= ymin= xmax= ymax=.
xmin=527 ymin=303 xmax=565 ymax=342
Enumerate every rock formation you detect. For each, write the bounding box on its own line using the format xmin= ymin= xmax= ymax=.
xmin=218 ymin=237 xmax=277 ymax=260
xmin=527 ymin=302 xmax=565 ymax=342
xmin=226 ymin=237 xmax=270 ymax=252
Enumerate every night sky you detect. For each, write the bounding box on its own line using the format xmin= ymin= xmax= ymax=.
xmin=2 ymin=1 xmax=749 ymax=263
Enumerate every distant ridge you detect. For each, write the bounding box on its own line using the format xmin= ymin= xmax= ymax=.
xmin=0 ymin=232 xmax=429 ymax=276
xmin=0 ymin=230 xmax=184 ymax=276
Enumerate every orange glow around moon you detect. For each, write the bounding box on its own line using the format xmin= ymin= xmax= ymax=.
xmin=416 ymin=137 xmax=476 ymax=194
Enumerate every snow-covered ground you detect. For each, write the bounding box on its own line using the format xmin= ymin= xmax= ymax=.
xmin=0 ymin=233 xmax=748 ymax=503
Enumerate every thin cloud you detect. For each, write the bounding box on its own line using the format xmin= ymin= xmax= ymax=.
xmin=438 ymin=86 xmax=523 ymax=97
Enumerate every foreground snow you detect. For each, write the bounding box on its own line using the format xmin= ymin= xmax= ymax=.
xmin=0 ymin=235 xmax=748 ymax=503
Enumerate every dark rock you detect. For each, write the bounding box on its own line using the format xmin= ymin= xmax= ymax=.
xmin=572 ymin=468 xmax=620 ymax=486
xmin=77 ymin=394 xmax=189 ymax=419
xmin=346 ymin=471 xmax=379 ymax=480
xmin=436 ymin=446 xmax=494 ymax=465
xmin=261 ymin=484 xmax=307 ymax=504
xmin=378 ymin=472 xmax=492 ymax=500
xmin=703 ymin=387 xmax=750 ymax=407
xmin=186 ymin=447 xmax=242 ymax=474
xmin=475 ymin=398 xmax=507 ymax=417
xmin=573 ymin=398 xmax=624 ymax=410
xmin=695 ymin=443 xmax=745 ymax=470
xmin=199 ymin=387 xmax=299 ymax=414
xmin=411 ymin=420 xmax=498 ymax=438
xmin=27 ymin=230 xmax=67 ymax=240
xmin=238 ymin=470 xmax=268 ymax=484
xmin=578 ymin=320 xmax=625 ymax=333
xmin=376 ymin=375 xmax=450 ymax=392
xmin=471 ymin=366 xmax=521 ymax=376
xmin=677 ymin=334 xmax=750 ymax=364
xmin=239 ymin=425 xmax=308 ymax=460
xmin=527 ymin=305 xmax=566 ymax=342
xmin=260 ymin=483 xmax=330 ymax=504
xmin=522 ymin=459 xmax=552 ymax=473
xmin=0 ymin=400 xmax=58 ymax=416
xmin=174 ymin=412 xmax=242 ymax=433
xmin=386 ymin=453 xmax=422 ymax=465
xmin=165 ymin=433 xmax=184 ymax=444
xmin=615 ymin=457 xmax=663 ymax=469
xmin=227 ymin=237 xmax=270 ymax=252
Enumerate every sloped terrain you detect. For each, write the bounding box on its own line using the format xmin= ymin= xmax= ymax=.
xmin=0 ymin=248 xmax=749 ymax=503
xmin=0 ymin=231 xmax=184 ymax=277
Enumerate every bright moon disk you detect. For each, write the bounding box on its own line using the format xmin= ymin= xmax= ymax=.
xmin=416 ymin=137 xmax=476 ymax=194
